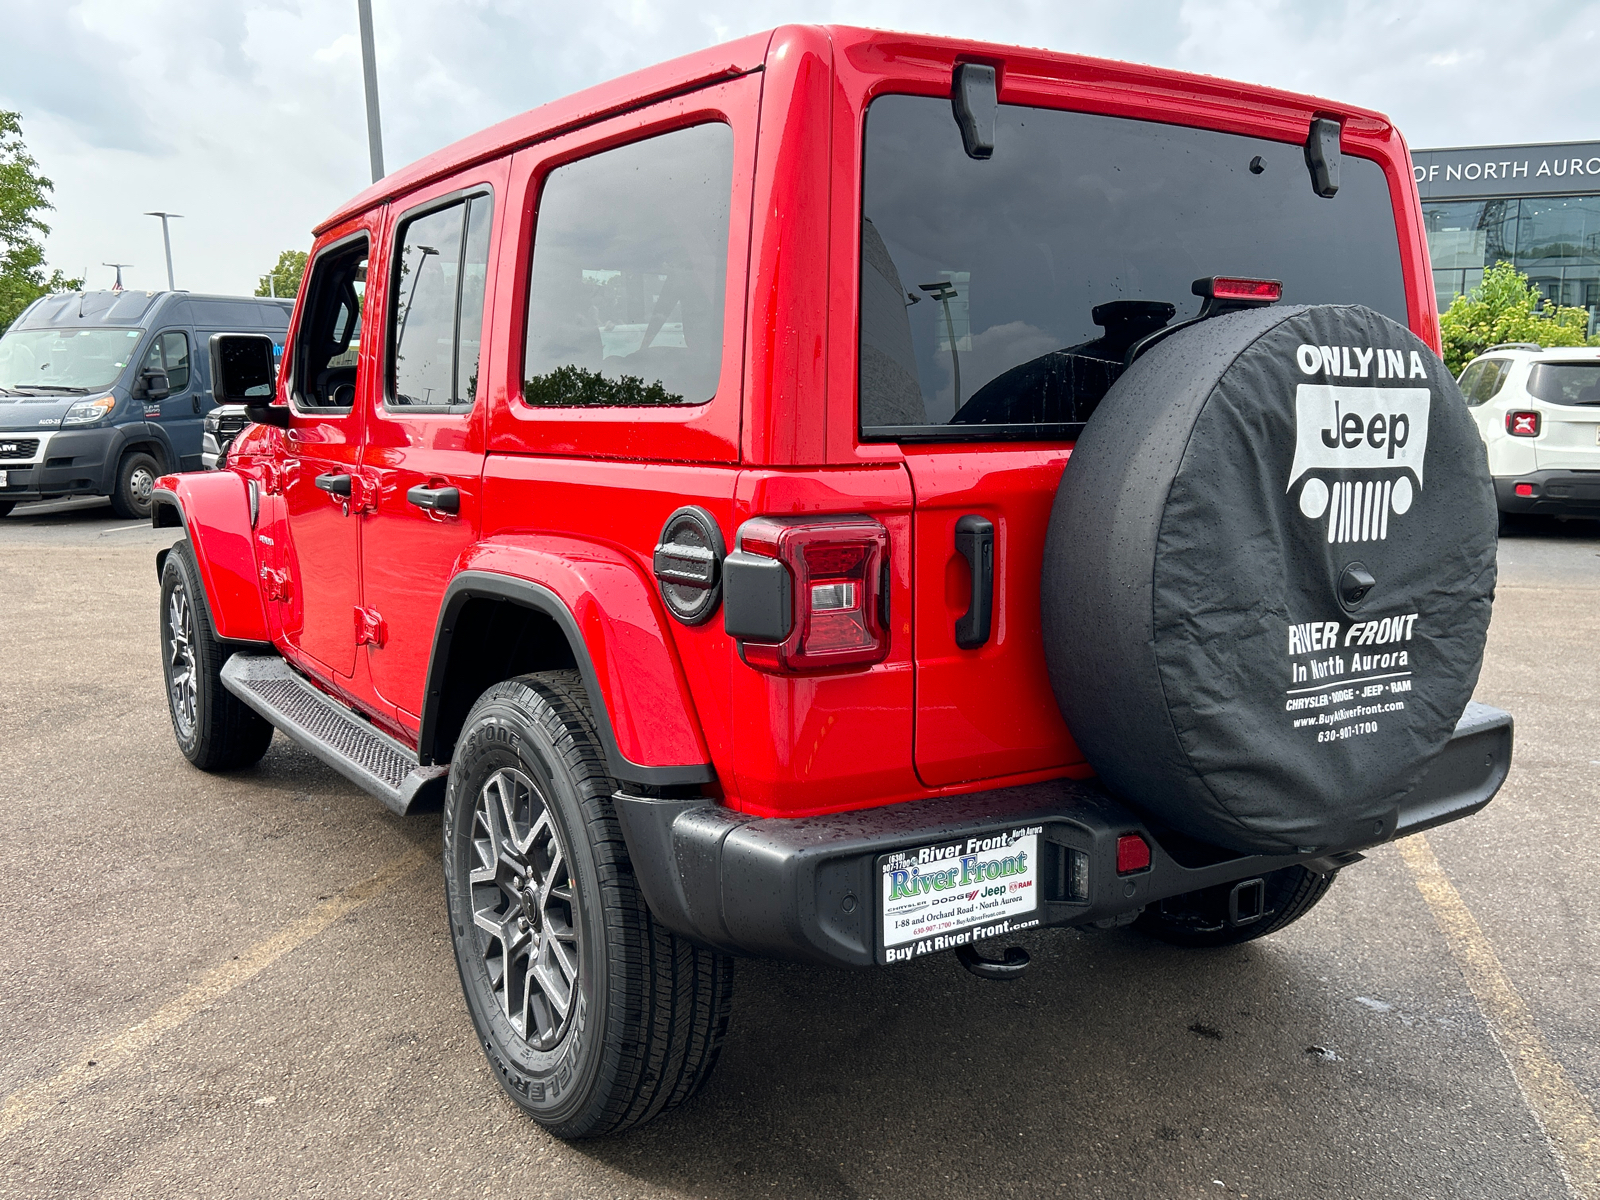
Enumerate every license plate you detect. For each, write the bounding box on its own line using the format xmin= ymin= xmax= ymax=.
xmin=878 ymin=826 xmax=1042 ymax=964
xmin=0 ymin=470 xmax=8 ymax=487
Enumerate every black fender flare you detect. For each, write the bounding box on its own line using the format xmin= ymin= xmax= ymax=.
xmin=419 ymin=570 xmax=714 ymax=788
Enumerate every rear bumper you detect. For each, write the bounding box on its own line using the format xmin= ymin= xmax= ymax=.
xmin=615 ymin=702 xmax=1512 ymax=969
xmin=1496 ymin=469 xmax=1600 ymax=516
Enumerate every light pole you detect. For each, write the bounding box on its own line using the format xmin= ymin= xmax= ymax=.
xmin=260 ymin=274 xmax=276 ymax=298
xmin=103 ymin=263 xmax=132 ymax=292
xmin=357 ymin=0 xmax=385 ymax=183
xmin=919 ymin=281 xmax=963 ymax=408
xmin=144 ymin=212 xmax=183 ymax=290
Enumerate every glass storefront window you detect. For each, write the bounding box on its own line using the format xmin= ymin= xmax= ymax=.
xmin=1424 ymin=195 xmax=1600 ymax=333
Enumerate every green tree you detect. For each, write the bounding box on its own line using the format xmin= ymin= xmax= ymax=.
xmin=0 ymin=111 xmax=82 ymax=330
xmin=255 ymin=249 xmax=308 ymax=300
xmin=1438 ymin=260 xmax=1597 ymax=375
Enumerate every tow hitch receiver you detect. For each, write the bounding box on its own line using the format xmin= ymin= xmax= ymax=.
xmin=955 ymin=943 xmax=1031 ymax=981
xmin=1229 ymin=878 xmax=1266 ymax=926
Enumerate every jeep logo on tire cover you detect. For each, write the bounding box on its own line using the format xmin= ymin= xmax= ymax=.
xmin=1288 ymin=359 xmax=1432 ymax=545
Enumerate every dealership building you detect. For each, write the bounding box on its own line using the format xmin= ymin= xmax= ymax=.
xmin=1412 ymin=141 xmax=1600 ymax=333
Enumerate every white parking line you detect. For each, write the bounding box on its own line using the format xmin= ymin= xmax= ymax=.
xmin=0 ymin=846 xmax=429 ymax=1141
xmin=1397 ymin=834 xmax=1600 ymax=1200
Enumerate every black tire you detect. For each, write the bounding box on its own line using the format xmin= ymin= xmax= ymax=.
xmin=159 ymin=540 xmax=274 ymax=770
xmin=443 ymin=671 xmax=734 ymax=1139
xmin=110 ymin=450 xmax=161 ymax=520
xmin=0 ymin=500 xmax=15 ymax=518
xmin=1134 ymin=865 xmax=1338 ymax=948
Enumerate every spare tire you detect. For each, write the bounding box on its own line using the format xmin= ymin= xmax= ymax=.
xmin=1042 ymin=304 xmax=1496 ymax=854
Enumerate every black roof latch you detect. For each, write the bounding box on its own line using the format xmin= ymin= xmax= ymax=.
xmin=952 ymin=63 xmax=997 ymax=160
xmin=1305 ymin=117 xmax=1341 ymax=198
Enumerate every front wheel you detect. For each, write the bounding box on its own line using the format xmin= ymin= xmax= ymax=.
xmin=110 ymin=450 xmax=160 ymax=520
xmin=443 ymin=671 xmax=734 ymax=1138
xmin=1132 ymin=864 xmax=1338 ymax=948
xmin=159 ymin=541 xmax=274 ymax=770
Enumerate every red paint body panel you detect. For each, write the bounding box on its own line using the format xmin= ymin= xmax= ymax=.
xmin=153 ymin=471 xmax=268 ymax=643
xmin=181 ymin=25 xmax=1438 ymax=815
xmin=461 ymin=531 xmax=711 ymax=772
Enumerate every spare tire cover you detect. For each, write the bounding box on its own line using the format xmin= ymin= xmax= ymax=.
xmin=1042 ymin=304 xmax=1496 ymax=854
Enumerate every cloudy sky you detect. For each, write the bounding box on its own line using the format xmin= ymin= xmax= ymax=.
xmin=4 ymin=0 xmax=1598 ymax=296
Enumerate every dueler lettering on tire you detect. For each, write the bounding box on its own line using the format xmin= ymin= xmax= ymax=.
xmin=1042 ymin=305 xmax=1497 ymax=855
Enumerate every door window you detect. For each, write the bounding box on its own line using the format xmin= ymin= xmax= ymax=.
xmin=141 ymin=331 xmax=190 ymax=391
xmin=389 ymin=192 xmax=494 ymax=408
xmin=293 ymin=239 xmax=368 ymax=410
xmin=520 ymin=122 xmax=733 ymax=408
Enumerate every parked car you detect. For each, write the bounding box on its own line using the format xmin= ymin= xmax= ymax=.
xmin=201 ymin=404 xmax=252 ymax=469
xmin=0 ymin=291 xmax=291 ymax=517
xmin=152 ymin=26 xmax=1512 ymax=1138
xmin=1458 ymin=343 xmax=1600 ymax=520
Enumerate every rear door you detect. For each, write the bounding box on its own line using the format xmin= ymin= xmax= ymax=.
xmin=359 ymin=167 xmax=505 ymax=725
xmin=854 ymin=88 xmax=1416 ymax=789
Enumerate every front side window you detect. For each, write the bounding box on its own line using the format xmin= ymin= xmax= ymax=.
xmin=142 ymin=331 xmax=190 ymax=391
xmin=293 ymin=239 xmax=368 ymax=409
xmin=521 ymin=122 xmax=733 ymax=408
xmin=1526 ymin=361 xmax=1600 ymax=405
xmin=390 ymin=192 xmax=494 ymax=408
xmin=860 ymin=96 xmax=1410 ymax=439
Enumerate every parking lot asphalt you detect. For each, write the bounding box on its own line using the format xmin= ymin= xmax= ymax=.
xmin=1 ymin=497 xmax=1597 ymax=1200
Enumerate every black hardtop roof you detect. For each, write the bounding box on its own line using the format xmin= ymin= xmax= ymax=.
xmin=13 ymin=290 xmax=293 ymax=333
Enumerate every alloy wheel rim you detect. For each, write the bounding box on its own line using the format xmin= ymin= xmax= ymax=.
xmin=166 ymin=584 xmax=198 ymax=739
xmin=468 ymin=766 xmax=580 ymax=1050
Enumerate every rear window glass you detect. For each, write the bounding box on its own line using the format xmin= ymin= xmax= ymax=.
xmin=1526 ymin=362 xmax=1600 ymax=405
xmin=859 ymin=95 xmax=1409 ymax=441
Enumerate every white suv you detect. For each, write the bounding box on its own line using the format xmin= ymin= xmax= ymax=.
xmin=1458 ymin=344 xmax=1600 ymax=519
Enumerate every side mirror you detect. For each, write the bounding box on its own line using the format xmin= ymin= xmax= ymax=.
xmin=209 ymin=332 xmax=288 ymax=428
xmin=135 ymin=368 xmax=171 ymax=400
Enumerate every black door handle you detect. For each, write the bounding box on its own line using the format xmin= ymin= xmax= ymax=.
xmin=315 ymin=473 xmax=352 ymax=497
xmin=406 ymin=484 xmax=460 ymax=514
xmin=954 ymin=514 xmax=994 ymax=649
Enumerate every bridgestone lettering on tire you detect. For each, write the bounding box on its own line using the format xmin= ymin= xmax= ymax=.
xmin=442 ymin=671 xmax=734 ymax=1138
xmin=1042 ymin=305 xmax=1497 ymax=854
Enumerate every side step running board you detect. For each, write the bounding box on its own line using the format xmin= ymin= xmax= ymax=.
xmin=220 ymin=653 xmax=447 ymax=816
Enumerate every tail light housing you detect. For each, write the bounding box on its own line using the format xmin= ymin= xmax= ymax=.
xmin=1507 ymin=410 xmax=1541 ymax=437
xmin=723 ymin=515 xmax=889 ymax=673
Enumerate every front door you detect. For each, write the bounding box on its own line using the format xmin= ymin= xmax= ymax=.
xmin=278 ymin=232 xmax=372 ymax=680
xmin=138 ymin=329 xmax=202 ymax=468
xmin=360 ymin=176 xmax=503 ymax=723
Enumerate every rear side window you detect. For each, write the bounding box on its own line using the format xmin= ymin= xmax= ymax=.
xmin=1459 ymin=358 xmax=1510 ymax=406
xmin=389 ymin=191 xmax=494 ymax=408
xmin=859 ymin=96 xmax=1409 ymax=440
xmin=1526 ymin=361 xmax=1600 ymax=405
xmin=142 ymin=331 xmax=190 ymax=391
xmin=521 ymin=122 xmax=733 ymax=408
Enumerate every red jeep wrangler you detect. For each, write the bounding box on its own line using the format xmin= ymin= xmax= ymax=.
xmin=153 ymin=27 xmax=1510 ymax=1138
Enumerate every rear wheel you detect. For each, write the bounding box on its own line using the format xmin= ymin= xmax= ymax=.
xmin=1133 ymin=865 xmax=1338 ymax=948
xmin=110 ymin=450 xmax=160 ymax=520
xmin=159 ymin=541 xmax=274 ymax=770
xmin=443 ymin=671 xmax=734 ymax=1138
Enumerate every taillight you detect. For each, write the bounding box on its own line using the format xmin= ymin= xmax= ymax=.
xmin=1507 ymin=410 xmax=1541 ymax=437
xmin=724 ymin=515 xmax=889 ymax=673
